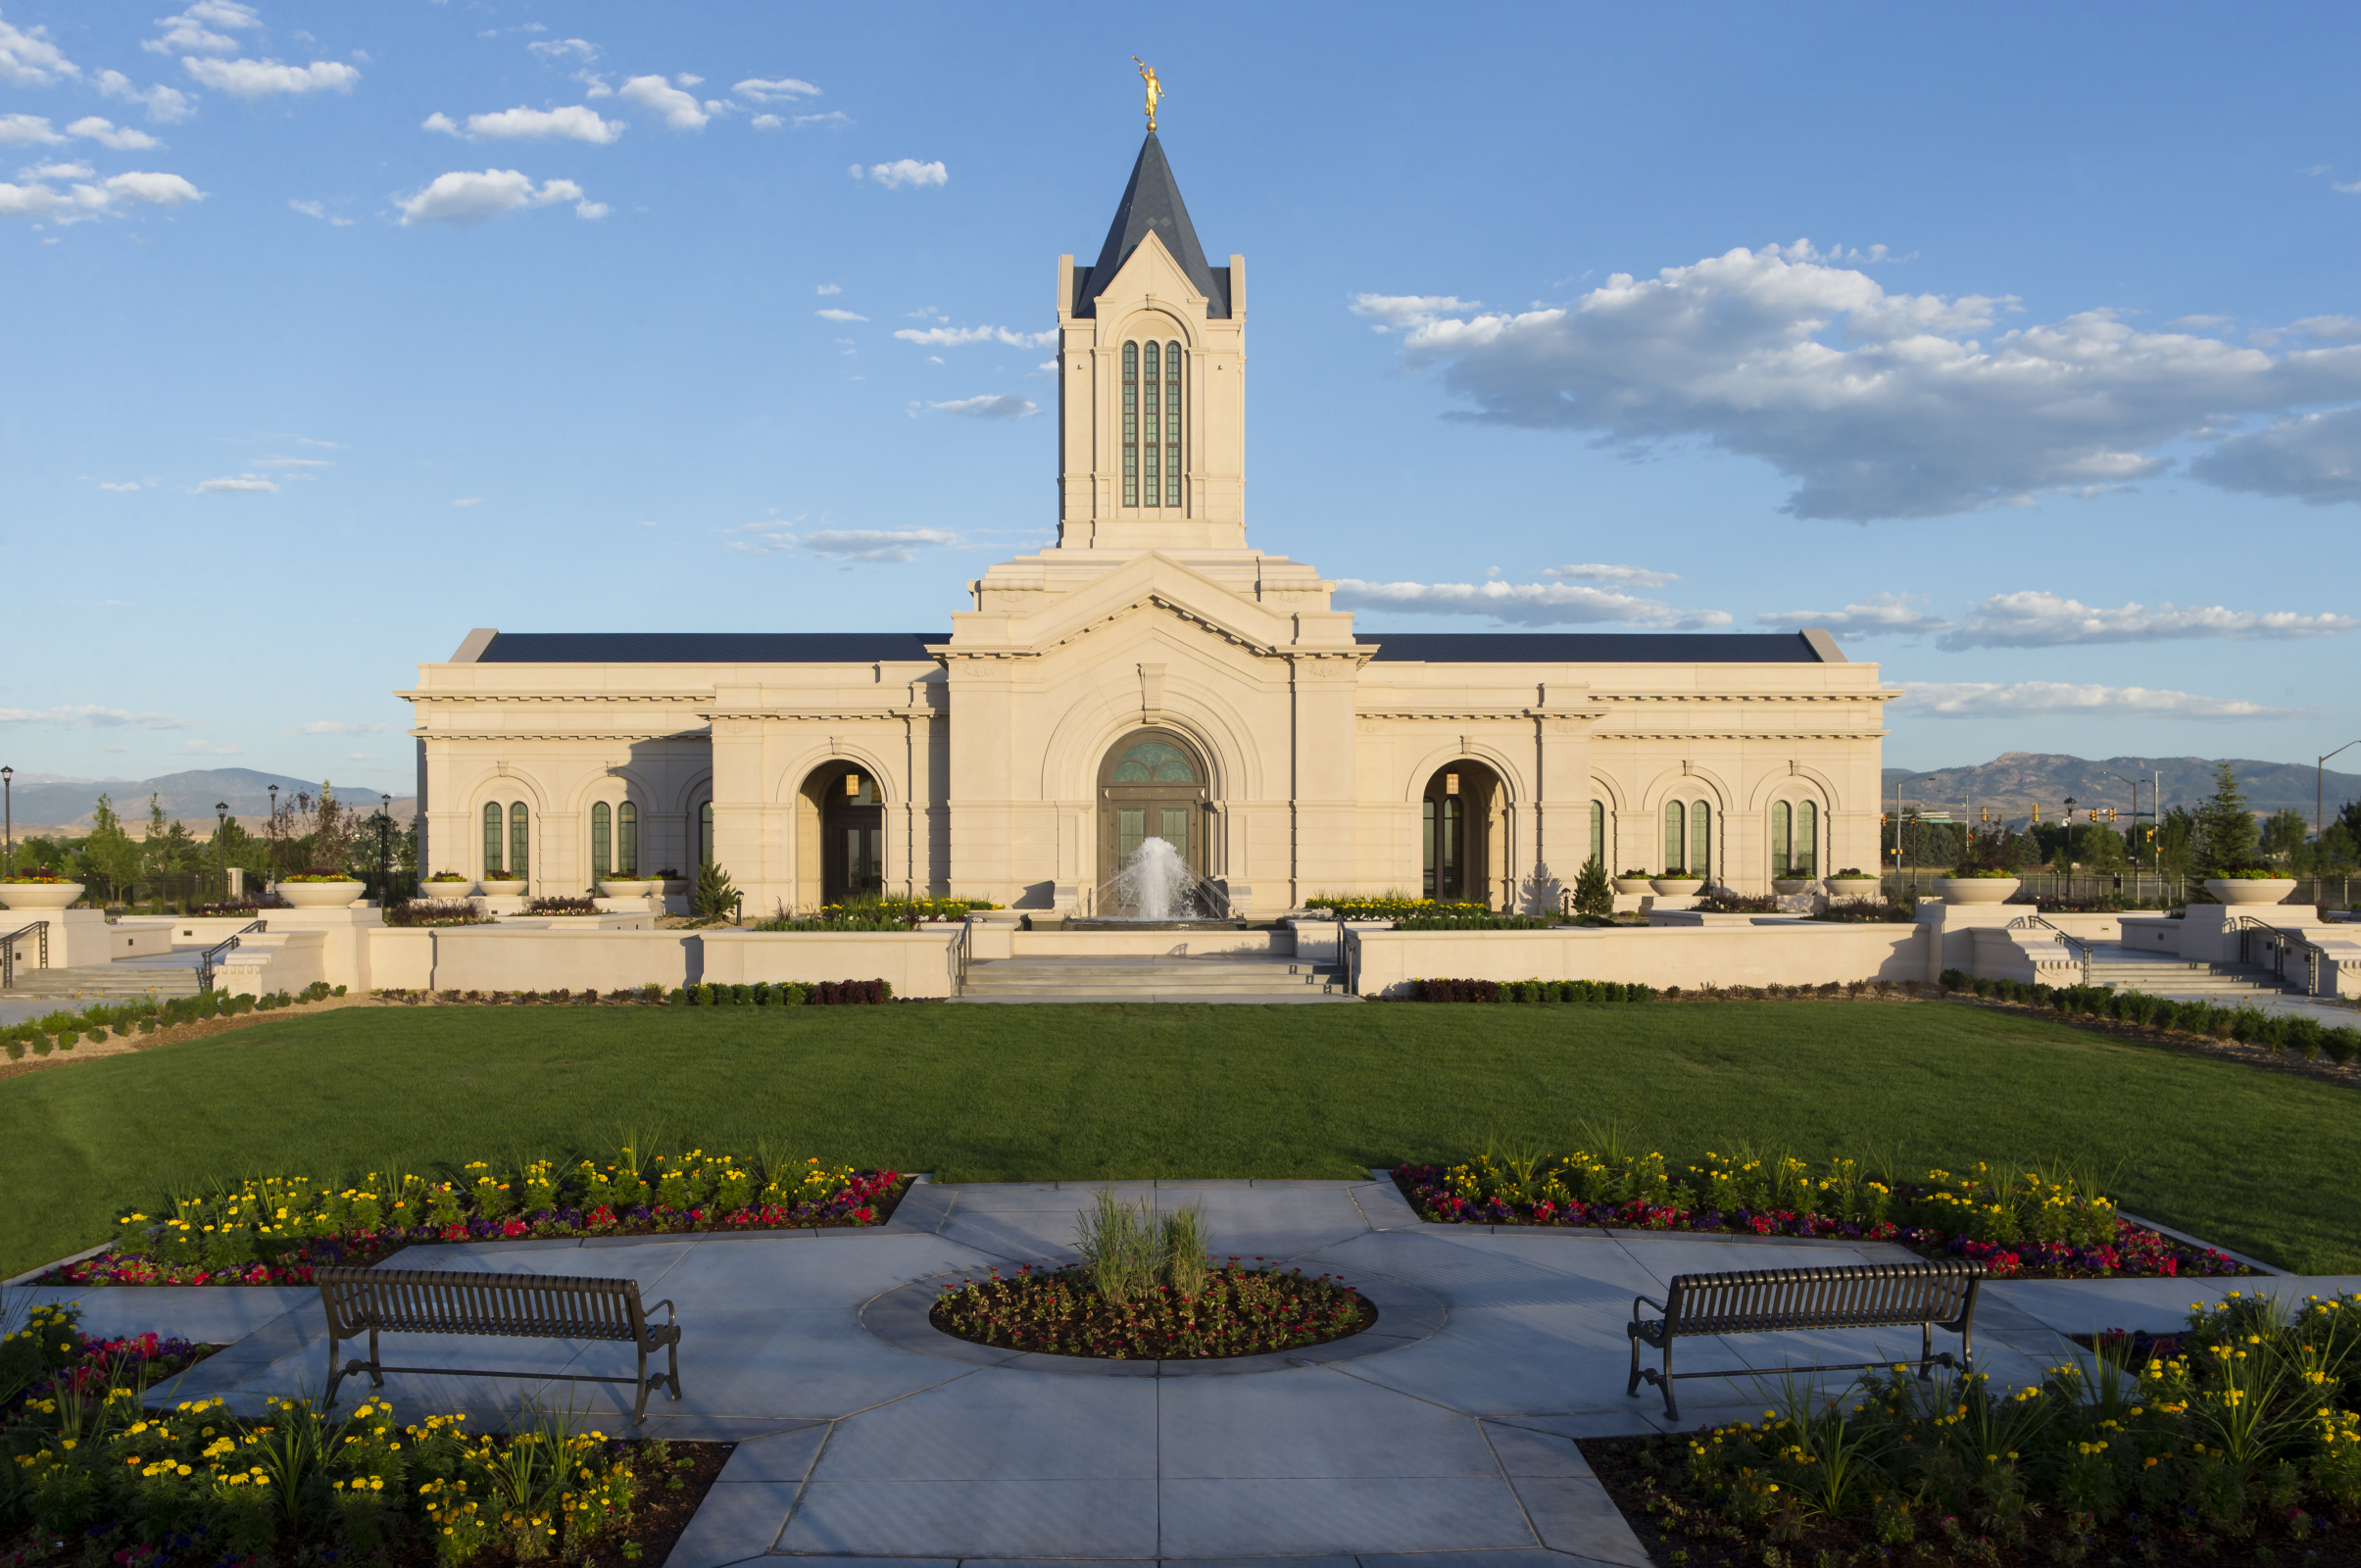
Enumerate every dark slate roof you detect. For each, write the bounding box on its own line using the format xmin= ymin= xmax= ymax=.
xmin=1355 ymin=633 xmax=1829 ymax=663
xmin=473 ymin=633 xmax=949 ymax=663
xmin=1076 ymin=132 xmax=1229 ymax=318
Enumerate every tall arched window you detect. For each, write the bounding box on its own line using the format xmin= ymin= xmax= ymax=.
xmin=1691 ymin=800 xmax=1712 ymax=881
xmin=698 ymin=801 xmax=713 ymax=866
xmin=591 ymin=803 xmax=612 ymax=881
xmin=1771 ymin=800 xmax=1820 ymax=878
xmin=1121 ymin=341 xmax=1138 ymax=507
xmin=1795 ymin=800 xmax=1817 ymax=877
xmin=1161 ymin=339 xmax=1181 ymax=507
xmin=482 ymin=803 xmax=503 ymax=875
xmin=617 ymin=802 xmax=637 ymax=876
xmin=508 ymin=803 xmax=529 ymax=880
xmin=1663 ymin=801 xmax=1685 ymax=871
xmin=1588 ymin=800 xmax=1605 ymax=868
xmin=1142 ymin=340 xmax=1160 ymax=506
xmin=1771 ymin=802 xmax=1793 ymax=876
xmin=1664 ymin=798 xmax=1711 ymax=875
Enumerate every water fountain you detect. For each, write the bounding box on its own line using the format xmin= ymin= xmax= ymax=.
xmin=1067 ymin=836 xmax=1239 ymax=928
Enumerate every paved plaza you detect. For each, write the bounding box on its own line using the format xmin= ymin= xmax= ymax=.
xmin=14 ymin=1179 xmax=2360 ymax=1566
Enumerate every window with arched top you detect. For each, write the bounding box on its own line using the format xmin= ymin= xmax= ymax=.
xmin=482 ymin=802 xmax=503 ymax=875
xmin=1121 ymin=337 xmax=1182 ymax=509
xmin=591 ymin=802 xmax=612 ymax=881
xmin=1663 ymin=799 xmax=1711 ymax=876
xmin=698 ymin=800 xmax=713 ymax=866
xmin=1773 ymin=800 xmax=1818 ymax=878
xmin=617 ymin=802 xmax=637 ymax=876
xmin=1110 ymin=741 xmax=1198 ymax=784
xmin=1588 ymin=800 xmax=1605 ymax=868
xmin=509 ymin=803 xmax=529 ymax=880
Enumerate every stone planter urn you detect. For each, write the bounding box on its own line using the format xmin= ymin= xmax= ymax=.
xmin=1650 ymin=876 xmax=1704 ymax=897
xmin=1934 ymin=876 xmax=2020 ymax=905
xmin=478 ymin=878 xmax=527 ymax=897
xmin=599 ymin=878 xmax=659 ymax=898
xmin=278 ymin=879 xmax=367 ymax=908
xmin=1772 ymin=878 xmax=1816 ymax=896
xmin=1612 ymin=875 xmax=1655 ymax=897
xmin=1825 ymin=876 xmax=1880 ymax=900
xmin=417 ymin=880 xmax=474 ymax=902
xmin=0 ymin=881 xmax=83 ymax=910
xmin=2204 ymin=877 xmax=2298 ymax=906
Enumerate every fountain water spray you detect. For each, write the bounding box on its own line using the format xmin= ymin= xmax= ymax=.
xmin=1106 ymin=836 xmax=1203 ymax=920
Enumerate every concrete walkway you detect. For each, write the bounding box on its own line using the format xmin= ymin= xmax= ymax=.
xmin=12 ymin=1180 xmax=2357 ymax=1566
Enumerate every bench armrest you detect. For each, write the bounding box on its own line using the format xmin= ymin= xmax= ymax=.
xmin=1632 ymin=1293 xmax=1666 ymax=1318
xmin=646 ymin=1298 xmax=675 ymax=1323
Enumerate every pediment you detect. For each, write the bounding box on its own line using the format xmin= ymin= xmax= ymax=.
xmin=1095 ymin=230 xmax=1205 ymax=323
xmin=942 ymin=552 xmax=1329 ymax=662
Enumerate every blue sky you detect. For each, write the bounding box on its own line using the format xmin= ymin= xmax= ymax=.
xmin=5 ymin=1 xmax=2359 ymax=800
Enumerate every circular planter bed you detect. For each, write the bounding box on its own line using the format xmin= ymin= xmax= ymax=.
xmin=929 ymin=1261 xmax=1375 ymax=1360
xmin=1935 ymin=875 xmax=2019 ymax=904
xmin=276 ymin=879 xmax=366 ymax=908
xmin=2204 ymin=876 xmax=2298 ymax=906
xmin=0 ymin=880 xmax=83 ymax=909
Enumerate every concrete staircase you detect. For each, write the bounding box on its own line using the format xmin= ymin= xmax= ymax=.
xmin=2 ymin=962 xmax=205 ymax=1003
xmin=954 ymin=955 xmax=1356 ymax=1004
xmin=2083 ymin=949 xmax=2289 ymax=998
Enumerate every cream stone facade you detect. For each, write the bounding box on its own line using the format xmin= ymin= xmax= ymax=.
xmin=401 ymin=133 xmax=1898 ymax=917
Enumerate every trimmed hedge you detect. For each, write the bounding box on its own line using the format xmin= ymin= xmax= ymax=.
xmin=667 ymin=978 xmax=894 ymax=1006
xmin=1939 ymin=967 xmax=2359 ymax=1062
xmin=1408 ymin=977 xmax=1654 ymax=1004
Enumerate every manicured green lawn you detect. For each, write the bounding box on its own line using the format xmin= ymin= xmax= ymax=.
xmin=2 ymin=1000 xmax=2352 ymax=1278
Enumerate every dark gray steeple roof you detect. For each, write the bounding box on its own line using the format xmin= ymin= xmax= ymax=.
xmin=1073 ymin=132 xmax=1230 ymax=318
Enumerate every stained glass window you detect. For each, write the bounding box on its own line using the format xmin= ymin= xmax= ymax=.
xmin=1164 ymin=341 xmax=1182 ymax=507
xmin=1121 ymin=341 xmax=1138 ymax=508
xmin=1691 ymin=801 xmax=1711 ymax=881
xmin=617 ymin=802 xmax=637 ymax=876
xmin=482 ymin=803 xmax=502 ymax=876
xmin=591 ymin=802 xmax=612 ymax=881
xmin=508 ymin=803 xmax=529 ymax=881
xmin=1795 ymin=801 xmax=1817 ymax=877
xmin=699 ymin=801 xmax=713 ymax=866
xmin=1118 ymin=808 xmax=1145 ymax=862
xmin=1589 ymin=800 xmax=1604 ymax=868
xmin=1772 ymin=801 xmax=1792 ymax=877
xmin=1142 ymin=341 xmax=1160 ymax=507
xmin=1110 ymin=741 xmax=1196 ymax=783
xmin=1159 ymin=807 xmax=1190 ymax=855
xmin=1663 ymin=801 xmax=1685 ymax=873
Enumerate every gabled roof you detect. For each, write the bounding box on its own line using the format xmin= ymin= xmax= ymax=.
xmin=469 ymin=633 xmax=948 ymax=664
xmin=1356 ymin=633 xmax=1832 ymax=664
xmin=1074 ymin=132 xmax=1230 ymax=318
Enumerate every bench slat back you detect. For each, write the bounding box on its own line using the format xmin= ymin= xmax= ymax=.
xmin=1663 ymin=1261 xmax=1979 ymax=1338
xmin=318 ymin=1266 xmax=648 ymax=1343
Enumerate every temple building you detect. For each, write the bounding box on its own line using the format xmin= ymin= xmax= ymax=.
xmin=401 ymin=132 xmax=1896 ymax=915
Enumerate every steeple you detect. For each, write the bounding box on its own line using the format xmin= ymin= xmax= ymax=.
xmin=1074 ymin=133 xmax=1230 ymax=318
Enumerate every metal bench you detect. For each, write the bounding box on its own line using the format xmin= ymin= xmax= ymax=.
xmin=1627 ymin=1259 xmax=1983 ymax=1419
xmin=317 ymin=1266 xmax=682 ymax=1423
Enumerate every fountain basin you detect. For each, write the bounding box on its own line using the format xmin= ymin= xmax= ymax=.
xmin=1060 ymin=918 xmax=1248 ymax=931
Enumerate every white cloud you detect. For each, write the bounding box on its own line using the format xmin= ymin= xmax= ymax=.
xmin=287 ymin=197 xmax=352 ymax=224
xmin=1753 ymin=592 xmax=1954 ymax=639
xmin=1348 ymin=293 xmax=1481 ymax=331
xmin=290 ymin=719 xmax=387 ymax=735
xmin=0 ymin=13 xmax=78 ymax=85
xmin=853 ymin=158 xmax=946 ymax=189
xmin=256 ymin=455 xmax=331 ymax=467
xmin=815 ymin=282 xmax=840 ymax=295
xmin=428 ymin=104 xmax=625 ymax=144
xmin=0 ymin=704 xmax=189 ymax=730
xmin=19 ymin=160 xmax=90 ymax=180
xmin=2189 ymin=407 xmax=2361 ymax=505
xmin=144 ymin=1 xmax=259 ymax=55
xmin=0 ymin=114 xmax=61 ymax=146
xmin=724 ymin=525 xmax=797 ymax=554
xmin=1894 ymin=682 xmax=2287 ymax=719
xmin=97 ymin=480 xmax=144 ymax=492
xmin=396 ymin=169 xmax=599 ymax=225
xmin=734 ymin=76 xmax=817 ymax=103
xmin=452 ymin=497 xmax=483 ymax=507
xmin=1368 ymin=241 xmax=2361 ymax=520
xmin=931 ymin=394 xmax=1038 ymax=420
xmin=182 ymin=57 xmax=360 ymax=98
xmin=194 ymin=473 xmax=276 ymax=492
xmin=100 ymin=170 xmax=202 ymax=206
xmin=894 ymin=323 xmax=1056 ymax=349
xmin=814 ymin=307 xmax=867 ymax=323
xmin=749 ymin=114 xmax=780 ymax=129
xmin=0 ymin=168 xmax=201 ymax=222
xmin=1331 ymin=577 xmax=1732 ymax=629
xmin=1539 ymin=563 xmax=1678 ymax=588
xmin=66 ymin=116 xmax=162 ymax=149
xmin=1937 ymin=590 xmax=2355 ymax=650
xmin=0 ymin=180 xmax=96 ymax=220
xmin=527 ymin=38 xmax=597 ymax=63
xmin=98 ymin=71 xmax=195 ymax=123
xmin=793 ymin=111 xmax=851 ymax=129
xmin=618 ymin=74 xmax=708 ymax=129
xmin=802 ymin=528 xmax=959 ymax=562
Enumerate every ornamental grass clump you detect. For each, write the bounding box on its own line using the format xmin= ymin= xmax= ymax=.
xmin=1612 ymin=1290 xmax=2361 ymax=1563
xmin=0 ymin=1301 xmax=646 ymax=1564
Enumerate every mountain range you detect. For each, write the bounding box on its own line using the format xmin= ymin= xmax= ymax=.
xmin=3 ymin=768 xmax=415 ymax=835
xmin=1882 ymin=754 xmax=2361 ymax=821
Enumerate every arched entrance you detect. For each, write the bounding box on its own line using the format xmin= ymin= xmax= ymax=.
xmin=1421 ymin=760 xmax=1504 ymax=906
xmin=796 ymin=762 xmax=885 ymax=908
xmin=1098 ymin=729 xmax=1210 ymax=884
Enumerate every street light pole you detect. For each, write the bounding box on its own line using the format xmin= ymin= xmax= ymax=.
xmin=376 ymin=793 xmax=392 ymax=906
xmin=2321 ymin=741 xmax=2361 ymax=845
xmin=2 ymin=764 xmax=12 ymax=877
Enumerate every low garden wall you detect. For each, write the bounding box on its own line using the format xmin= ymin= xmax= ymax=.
xmin=702 ymin=929 xmax=961 ymax=999
xmin=409 ymin=927 xmax=702 ymax=994
xmin=1350 ymin=922 xmax=1925 ymax=998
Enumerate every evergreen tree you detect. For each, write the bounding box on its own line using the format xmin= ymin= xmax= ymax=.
xmin=2193 ymin=762 xmax=2260 ymax=874
xmin=1571 ymin=856 xmax=1613 ymax=918
xmin=694 ymin=858 xmax=739 ymax=920
xmin=79 ymin=794 xmax=143 ymax=900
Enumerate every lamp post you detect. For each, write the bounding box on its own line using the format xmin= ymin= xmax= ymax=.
xmin=2 ymin=764 xmax=12 ymax=878
xmin=375 ymin=793 xmax=393 ymax=905
xmin=2322 ymin=742 xmax=2361 ymax=845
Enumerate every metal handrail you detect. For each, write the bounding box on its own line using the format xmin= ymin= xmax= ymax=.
xmin=953 ymin=916 xmax=973 ymax=998
xmin=1 ymin=919 xmax=49 ymax=990
xmin=2004 ymin=912 xmax=2092 ymax=987
xmin=196 ymin=919 xmax=268 ymax=994
xmin=2232 ymin=915 xmax=2328 ymax=998
xmin=1342 ymin=920 xmax=1361 ymax=997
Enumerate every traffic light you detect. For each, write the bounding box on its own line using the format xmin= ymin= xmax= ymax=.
xmin=2107 ymin=807 xmax=2117 ymax=822
xmin=2032 ymin=806 xmax=2041 ymax=822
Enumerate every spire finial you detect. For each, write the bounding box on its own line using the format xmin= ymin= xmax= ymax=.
xmin=1133 ymin=57 xmax=1162 ymax=132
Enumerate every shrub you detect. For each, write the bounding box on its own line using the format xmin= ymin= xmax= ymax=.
xmin=389 ymin=898 xmax=490 ymax=928
xmin=1409 ymin=977 xmax=1651 ymax=1004
xmin=1569 ymin=858 xmax=1613 ymax=919
xmin=524 ymin=896 xmax=598 ymax=915
xmin=1694 ymin=892 xmax=1781 ymax=914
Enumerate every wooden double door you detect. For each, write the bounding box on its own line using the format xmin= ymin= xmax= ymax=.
xmin=1097 ymin=729 xmax=1209 ymax=888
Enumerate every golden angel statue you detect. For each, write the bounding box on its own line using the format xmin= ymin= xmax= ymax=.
xmin=1133 ymin=57 xmax=1163 ymax=131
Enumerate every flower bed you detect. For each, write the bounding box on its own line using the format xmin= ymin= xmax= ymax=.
xmin=38 ymin=1149 xmax=906 ymax=1287
xmin=1303 ymin=896 xmax=1492 ymax=919
xmin=1585 ymin=1291 xmax=2361 ymax=1565
xmin=1394 ymin=1152 xmax=2255 ymax=1279
xmin=0 ymin=1302 xmax=728 ymax=1568
xmin=930 ymin=1261 xmax=1373 ymax=1359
